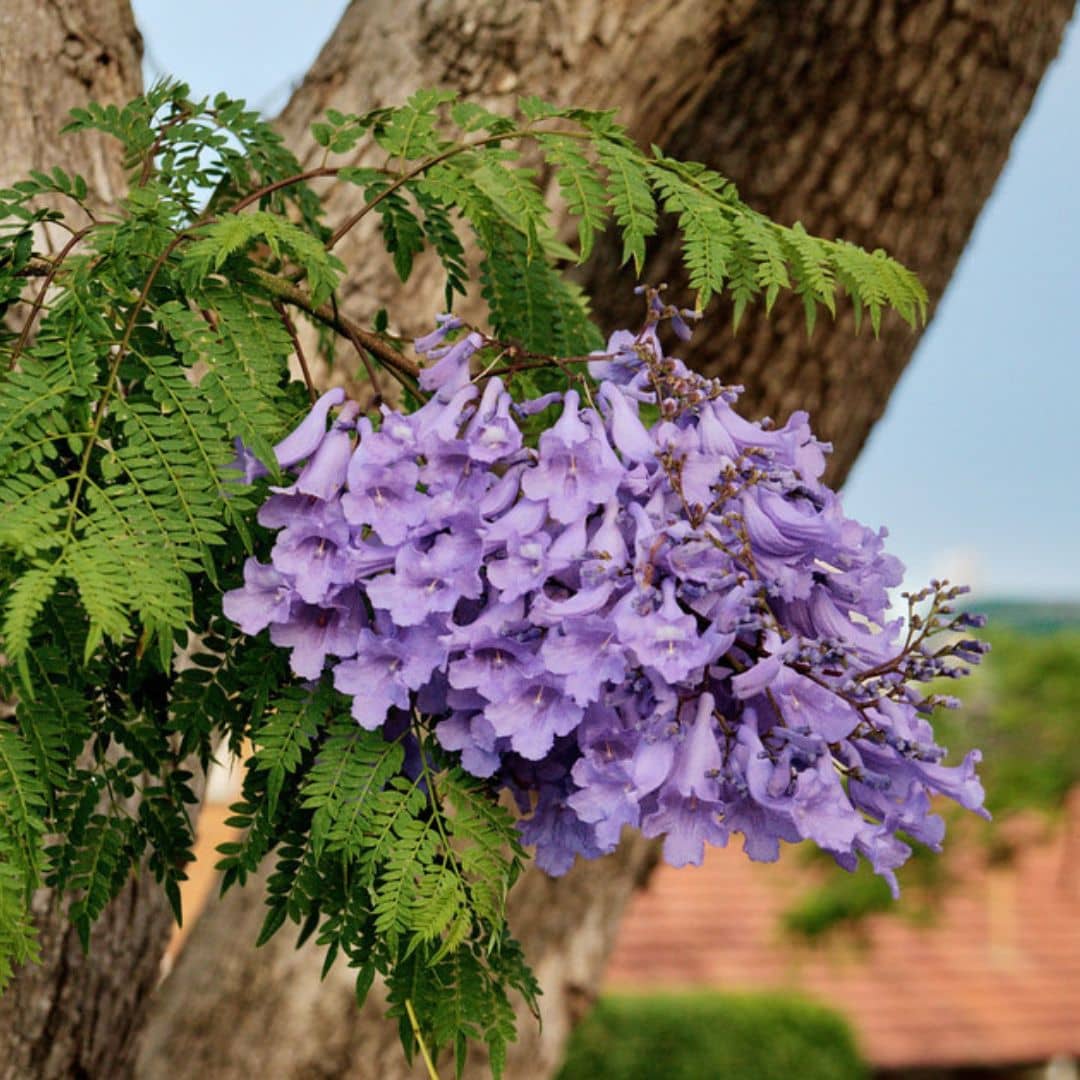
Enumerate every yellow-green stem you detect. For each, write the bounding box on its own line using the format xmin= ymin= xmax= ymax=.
xmin=405 ymin=998 xmax=441 ymax=1080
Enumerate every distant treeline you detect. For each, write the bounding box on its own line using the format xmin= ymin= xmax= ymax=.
xmin=974 ymin=598 xmax=1080 ymax=635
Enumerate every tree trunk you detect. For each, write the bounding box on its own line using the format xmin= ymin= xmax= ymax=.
xmin=136 ymin=2 xmax=1075 ymax=1079
xmin=0 ymin=0 xmax=142 ymax=218
xmin=1 ymin=0 xmax=1073 ymax=1076
xmin=0 ymin=6 xmax=169 ymax=1077
xmin=270 ymin=0 xmax=758 ymax=388
xmin=585 ymin=0 xmax=1076 ymax=484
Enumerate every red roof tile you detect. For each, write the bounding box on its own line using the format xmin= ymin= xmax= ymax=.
xmin=605 ymin=797 xmax=1080 ymax=1069
xmin=176 ymin=784 xmax=1080 ymax=1070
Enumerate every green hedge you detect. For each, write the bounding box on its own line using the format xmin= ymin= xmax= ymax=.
xmin=557 ymin=991 xmax=868 ymax=1080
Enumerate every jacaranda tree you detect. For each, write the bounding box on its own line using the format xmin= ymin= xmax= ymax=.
xmin=0 ymin=2 xmax=1071 ymax=1080
xmin=1 ymin=79 xmax=990 ymax=1077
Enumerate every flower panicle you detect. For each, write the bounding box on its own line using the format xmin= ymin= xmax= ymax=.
xmin=223 ymin=300 xmax=987 ymax=891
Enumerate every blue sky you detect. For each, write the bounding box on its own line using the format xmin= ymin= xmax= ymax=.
xmin=842 ymin=15 xmax=1080 ymax=602
xmin=133 ymin=1 xmax=1080 ymax=602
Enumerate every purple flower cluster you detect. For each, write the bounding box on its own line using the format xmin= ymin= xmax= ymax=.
xmin=224 ymin=311 xmax=987 ymax=893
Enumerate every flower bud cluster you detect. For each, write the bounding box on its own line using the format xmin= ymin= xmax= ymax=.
xmin=224 ymin=312 xmax=987 ymax=892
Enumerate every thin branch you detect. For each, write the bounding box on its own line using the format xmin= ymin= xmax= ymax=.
xmin=7 ymin=224 xmax=98 ymax=370
xmin=62 ymin=232 xmax=189 ymax=542
xmin=338 ymin=318 xmax=383 ymax=406
xmin=326 ymin=126 xmax=593 ymax=251
xmin=137 ymin=107 xmax=194 ymax=187
xmin=405 ymin=998 xmax=441 ymax=1080
xmin=228 ymin=166 xmax=342 ymax=214
xmin=246 ymin=266 xmax=420 ymax=384
xmin=272 ymin=299 xmax=316 ymax=403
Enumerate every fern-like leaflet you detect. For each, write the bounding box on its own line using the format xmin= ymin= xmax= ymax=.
xmin=0 ymin=80 xmax=930 ymax=1076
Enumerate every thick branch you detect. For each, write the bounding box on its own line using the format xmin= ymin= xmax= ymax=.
xmin=273 ymin=0 xmax=756 ymax=345
xmin=0 ymin=0 xmax=142 ymax=216
xmin=0 ymin=4 xmax=175 ymax=1079
xmin=584 ymin=0 xmax=1076 ymax=485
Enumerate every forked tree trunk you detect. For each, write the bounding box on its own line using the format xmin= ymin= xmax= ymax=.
xmin=138 ymin=2 xmax=1074 ymax=1079
xmin=0 ymin=0 xmax=1073 ymax=1077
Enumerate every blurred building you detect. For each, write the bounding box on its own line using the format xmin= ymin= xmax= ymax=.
xmin=605 ymin=796 xmax=1080 ymax=1078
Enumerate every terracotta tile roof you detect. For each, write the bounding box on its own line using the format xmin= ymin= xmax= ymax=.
xmin=175 ymin=775 xmax=1080 ymax=1070
xmin=604 ymin=797 xmax=1080 ymax=1070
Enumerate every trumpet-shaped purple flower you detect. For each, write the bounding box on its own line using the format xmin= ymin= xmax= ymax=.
xmin=642 ymin=791 xmax=729 ymax=867
xmin=418 ymin=330 xmax=483 ymax=398
xmin=223 ymin=305 xmax=986 ymax=893
xmin=227 ymin=437 xmax=270 ymax=484
xmin=668 ymin=694 xmax=724 ymax=801
xmin=271 ymin=514 xmax=354 ymax=605
xmin=484 ymin=677 xmax=583 ymax=760
xmin=222 ymin=558 xmax=294 ymax=634
xmin=268 ymin=589 xmax=366 ymax=679
xmin=464 ymin=377 xmax=522 ymax=463
xmin=366 ymin=531 xmax=483 ymax=626
xmin=333 ymin=619 xmax=447 ymax=729
xmin=567 ymin=757 xmax=641 ymax=850
xmin=616 ymin=579 xmax=728 ymax=684
xmin=434 ymin=711 xmax=502 ymax=777
xmin=448 ymin=637 xmax=543 ymax=702
xmin=521 ymin=391 xmax=623 ymax=523
xmin=273 ymin=387 xmax=346 ymax=467
xmin=517 ymin=786 xmax=605 ymax=876
xmin=541 ymin=616 xmax=628 ymax=705
xmin=287 ymin=402 xmax=359 ymax=501
xmin=341 ymin=460 xmax=427 ymax=545
xmin=487 ymin=531 xmax=555 ymax=603
xmin=744 ymin=727 xmax=860 ymax=854
xmin=599 ymin=382 xmax=654 ymax=462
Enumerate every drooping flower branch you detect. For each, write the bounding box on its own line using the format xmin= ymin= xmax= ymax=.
xmin=225 ymin=292 xmax=988 ymax=895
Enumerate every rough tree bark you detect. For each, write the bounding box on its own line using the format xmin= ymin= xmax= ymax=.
xmin=587 ymin=0 xmax=1077 ymax=482
xmin=0 ymin=0 xmax=1073 ymax=1077
xmin=0 ymin=0 xmax=141 ymax=215
xmin=0 ymin=5 xmax=179 ymax=1079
